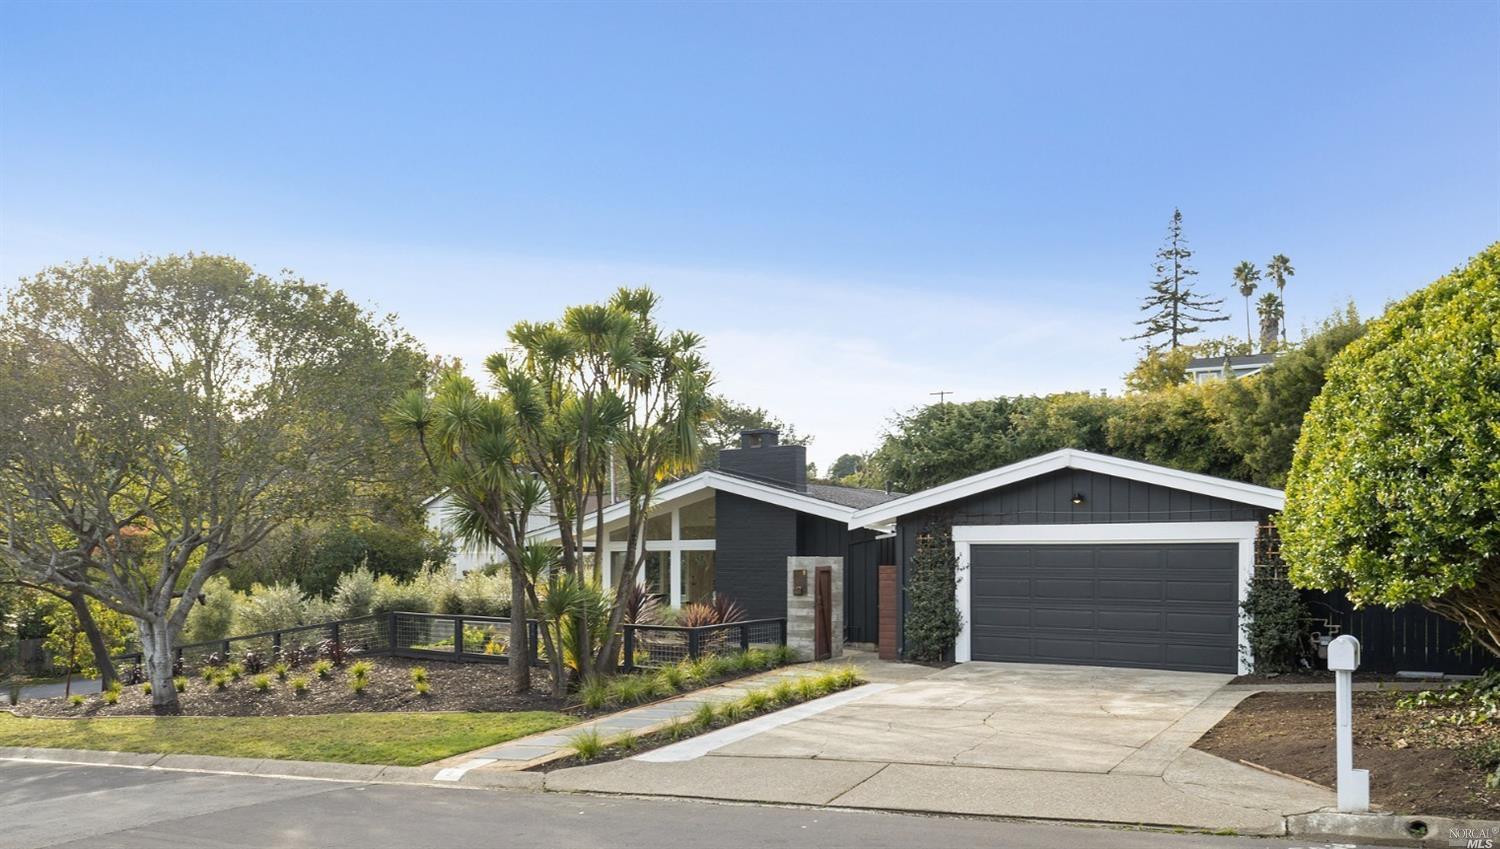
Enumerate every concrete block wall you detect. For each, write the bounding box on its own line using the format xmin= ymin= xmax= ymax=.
xmin=786 ymin=556 xmax=842 ymax=660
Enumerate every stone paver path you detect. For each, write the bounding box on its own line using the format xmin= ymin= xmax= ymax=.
xmin=436 ymin=663 xmax=842 ymax=781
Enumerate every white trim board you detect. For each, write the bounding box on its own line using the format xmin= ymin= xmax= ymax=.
xmin=952 ymin=522 xmax=1258 ymax=675
xmin=849 ymin=448 xmax=1284 ymax=529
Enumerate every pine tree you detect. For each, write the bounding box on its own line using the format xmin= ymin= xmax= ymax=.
xmin=1127 ymin=209 xmax=1228 ymax=351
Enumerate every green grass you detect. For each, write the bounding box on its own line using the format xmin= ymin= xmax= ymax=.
xmin=0 ymin=710 xmax=574 ymax=766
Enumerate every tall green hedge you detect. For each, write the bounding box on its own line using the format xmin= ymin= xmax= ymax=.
xmin=905 ymin=524 xmax=964 ymax=662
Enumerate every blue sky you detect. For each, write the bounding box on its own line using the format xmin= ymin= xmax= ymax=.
xmin=2 ymin=1 xmax=1496 ymax=468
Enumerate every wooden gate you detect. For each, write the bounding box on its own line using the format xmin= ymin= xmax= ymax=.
xmin=845 ymin=536 xmax=894 ymax=644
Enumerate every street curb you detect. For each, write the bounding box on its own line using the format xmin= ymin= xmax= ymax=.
xmin=1287 ymin=811 xmax=1500 ymax=847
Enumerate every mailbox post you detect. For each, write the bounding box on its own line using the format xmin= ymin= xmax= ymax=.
xmin=1328 ymin=634 xmax=1369 ymax=812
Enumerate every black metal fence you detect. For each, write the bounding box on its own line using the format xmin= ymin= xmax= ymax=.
xmin=115 ymin=612 xmax=786 ymax=673
xmin=621 ymin=618 xmax=787 ymax=670
xmin=1302 ymin=589 xmax=1494 ymax=676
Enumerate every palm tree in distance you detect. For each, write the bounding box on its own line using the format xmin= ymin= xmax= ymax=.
xmin=1233 ymin=261 xmax=1262 ymax=347
xmin=1265 ymin=254 xmax=1295 ymax=344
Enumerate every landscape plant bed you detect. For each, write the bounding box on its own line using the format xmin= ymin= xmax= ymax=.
xmin=1194 ymin=690 xmax=1499 ymax=818
xmin=0 ymin=709 xmax=571 ymax=765
xmin=534 ymin=665 xmax=864 ymax=772
xmin=9 ymin=657 xmax=559 ymax=718
xmin=1227 ymin=669 xmax=1436 ymax=686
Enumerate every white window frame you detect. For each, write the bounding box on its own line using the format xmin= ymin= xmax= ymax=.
xmin=601 ymin=497 xmax=716 ymax=608
xmin=950 ymin=522 xmax=1258 ymax=675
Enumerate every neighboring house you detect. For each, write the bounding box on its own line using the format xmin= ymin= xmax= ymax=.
xmin=423 ymin=491 xmax=560 ymax=575
xmin=850 ymin=449 xmax=1283 ymax=675
xmin=1183 ymin=352 xmax=1276 ymax=384
xmin=531 ymin=429 xmax=899 ymax=628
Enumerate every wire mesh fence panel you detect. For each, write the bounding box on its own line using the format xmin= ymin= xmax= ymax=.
xmin=458 ymin=620 xmax=510 ymax=659
xmin=339 ymin=616 xmax=388 ymax=656
xmin=744 ymin=620 xmax=782 ymax=649
xmin=392 ymin=615 xmax=457 ymax=656
xmin=630 ymin=626 xmax=690 ymax=668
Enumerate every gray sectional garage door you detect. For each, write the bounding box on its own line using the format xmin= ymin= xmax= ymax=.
xmin=968 ymin=543 xmax=1238 ymax=673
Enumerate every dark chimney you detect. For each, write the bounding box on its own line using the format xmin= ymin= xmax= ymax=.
xmin=719 ymin=429 xmax=806 ymax=491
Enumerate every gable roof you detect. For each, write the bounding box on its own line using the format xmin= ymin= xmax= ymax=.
xmin=528 ymin=470 xmax=896 ymax=542
xmin=847 ymin=448 xmax=1284 ymax=529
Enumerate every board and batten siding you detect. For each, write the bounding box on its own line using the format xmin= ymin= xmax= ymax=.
xmin=713 ymin=491 xmax=797 ymax=620
xmin=893 ymin=467 xmax=1272 ymax=657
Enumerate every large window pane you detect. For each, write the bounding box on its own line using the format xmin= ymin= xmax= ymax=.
xmin=678 ymin=498 xmax=715 ymax=540
xmin=645 ymin=512 xmax=672 ymax=541
xmin=608 ymin=525 xmax=628 ymax=542
xmin=643 ymin=551 xmax=670 ymax=598
xmin=682 ymin=551 xmax=715 ymax=605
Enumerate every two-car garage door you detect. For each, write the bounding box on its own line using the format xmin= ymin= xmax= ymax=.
xmin=968 ymin=543 xmax=1239 ymax=673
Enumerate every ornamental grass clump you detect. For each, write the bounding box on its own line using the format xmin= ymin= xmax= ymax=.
xmin=414 ymin=680 xmax=431 ymax=696
xmin=349 ymin=660 xmax=373 ymax=681
xmin=273 ymin=662 xmax=291 ymax=681
xmin=225 ymin=662 xmax=245 ymax=681
xmin=409 ymin=666 xmax=428 ymax=685
xmin=568 ymin=728 xmax=605 ymax=761
xmin=290 ymin=677 xmax=310 ymax=695
xmin=102 ymin=687 xmax=120 ymax=706
xmin=253 ymin=675 xmax=272 ymax=692
xmin=579 ymin=677 xmax=610 ymax=710
xmin=350 ymin=677 xmax=368 ymax=695
xmin=69 ymin=694 xmax=84 ymax=706
xmin=142 ymin=682 xmax=152 ymax=697
xmin=312 ymin=660 xmax=333 ymax=679
xmin=173 ymin=676 xmax=188 ymax=693
xmin=691 ymin=701 xmax=717 ymax=730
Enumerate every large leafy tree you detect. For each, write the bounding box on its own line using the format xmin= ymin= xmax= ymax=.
xmin=0 ymin=255 xmax=420 ymax=710
xmin=1281 ymin=245 xmax=1500 ymax=657
xmin=1128 ymin=209 xmax=1228 ymax=352
xmin=697 ymin=395 xmax=808 ymax=470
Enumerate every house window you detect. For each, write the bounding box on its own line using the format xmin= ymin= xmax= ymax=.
xmin=642 ymin=550 xmax=670 ymax=599
xmin=679 ymin=498 xmax=715 ymax=540
xmin=682 ymin=550 xmax=715 ymax=604
xmin=645 ymin=513 xmax=672 ymax=541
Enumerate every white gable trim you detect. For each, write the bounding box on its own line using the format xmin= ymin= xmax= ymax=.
xmin=528 ymin=470 xmax=855 ymax=543
xmin=848 ymin=449 xmax=1284 ymax=529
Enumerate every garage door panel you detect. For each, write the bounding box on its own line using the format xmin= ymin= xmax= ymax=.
xmin=968 ymin=542 xmax=1238 ymax=673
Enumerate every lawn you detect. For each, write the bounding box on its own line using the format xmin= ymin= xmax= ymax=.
xmin=0 ymin=710 xmax=573 ymax=766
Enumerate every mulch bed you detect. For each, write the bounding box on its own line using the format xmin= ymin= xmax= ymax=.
xmin=1194 ymin=690 xmax=1499 ymax=818
xmin=9 ymin=658 xmax=560 ymax=718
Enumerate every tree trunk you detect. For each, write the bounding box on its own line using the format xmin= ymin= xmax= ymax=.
xmin=508 ymin=564 xmax=531 ymax=693
xmin=67 ymin=590 xmax=117 ymax=689
xmin=138 ymin=617 xmax=179 ymax=713
xmin=1423 ymin=568 xmax=1500 ymax=659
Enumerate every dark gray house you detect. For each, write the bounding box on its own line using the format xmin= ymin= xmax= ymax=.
xmin=543 ymin=430 xmax=896 ymax=628
xmin=849 ymin=449 xmax=1284 ymax=674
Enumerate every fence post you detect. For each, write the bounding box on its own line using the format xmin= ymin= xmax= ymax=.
xmin=688 ymin=627 xmax=701 ymax=662
xmin=623 ymin=626 xmax=636 ymax=672
xmin=527 ymin=620 xmax=540 ymax=666
xmin=221 ymin=640 xmax=231 ymax=659
xmin=272 ymin=631 xmax=282 ymax=657
xmin=739 ymin=623 xmax=750 ymax=652
xmin=778 ymin=618 xmax=788 ymax=647
xmin=387 ymin=611 xmax=398 ymax=654
xmin=453 ymin=617 xmax=464 ymax=657
xmin=330 ymin=621 xmax=340 ymax=649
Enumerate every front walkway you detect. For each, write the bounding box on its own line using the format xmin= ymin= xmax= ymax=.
xmin=544 ymin=658 xmax=1336 ymax=834
xmin=437 ymin=662 xmax=854 ymax=781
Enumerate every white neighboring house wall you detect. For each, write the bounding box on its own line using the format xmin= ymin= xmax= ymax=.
xmin=423 ymin=492 xmax=557 ymax=576
xmin=1185 ymin=363 xmax=1269 ymax=385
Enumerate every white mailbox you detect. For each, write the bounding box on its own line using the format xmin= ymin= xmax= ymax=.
xmin=1328 ymin=634 xmax=1360 ymax=671
xmin=1328 ymin=634 xmax=1369 ymax=812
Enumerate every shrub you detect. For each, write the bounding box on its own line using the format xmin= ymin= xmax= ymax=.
xmin=409 ymin=666 xmax=428 ymax=684
xmin=579 ymin=677 xmax=610 ymax=710
xmin=102 ymin=688 xmax=119 ymax=705
xmin=331 ymin=567 xmax=379 ymax=619
xmin=273 ymin=662 xmax=290 ymax=681
xmin=350 ymin=677 xmax=367 ymax=695
xmin=414 ymin=680 xmax=431 ymax=696
xmin=1241 ymin=576 xmax=1312 ymax=673
xmin=371 ymin=572 xmax=437 ymax=616
xmin=906 ymin=523 xmax=964 ymax=661
xmin=200 ymin=665 xmax=221 ymax=683
xmin=142 ymin=682 xmax=151 ymax=696
xmin=240 ymin=651 xmax=267 ymax=675
xmin=213 ymin=673 xmax=230 ymax=691
xmin=290 ymin=676 xmax=310 ymax=694
xmin=568 ymin=728 xmax=605 ymax=761
xmin=451 ymin=569 xmax=512 ymax=618
xmin=312 ymin=660 xmax=334 ymax=679
xmin=235 ymin=583 xmax=312 ymax=636
xmin=183 ymin=576 xmax=238 ymax=644
xmin=173 ymin=677 xmax=187 ymax=693
xmin=252 ymin=675 xmax=272 ymax=692
xmin=349 ymin=660 xmax=373 ymax=680
xmin=225 ymin=662 xmax=245 ymax=680
xmin=1282 ymin=245 xmax=1500 ymax=657
xmin=69 ymin=694 xmax=84 ymax=706
xmin=315 ymin=639 xmax=349 ymax=665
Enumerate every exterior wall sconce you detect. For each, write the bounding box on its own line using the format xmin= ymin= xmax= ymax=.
xmin=1071 ymin=493 xmax=1086 ymax=505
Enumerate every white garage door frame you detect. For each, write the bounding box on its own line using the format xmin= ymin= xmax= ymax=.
xmin=952 ymin=522 xmax=1258 ymax=675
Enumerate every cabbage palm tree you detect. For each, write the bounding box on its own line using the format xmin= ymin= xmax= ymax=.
xmin=1265 ymin=254 xmax=1295 ymax=344
xmin=1233 ymin=261 xmax=1262 ymax=347
xmin=1257 ymin=292 xmax=1284 ymax=351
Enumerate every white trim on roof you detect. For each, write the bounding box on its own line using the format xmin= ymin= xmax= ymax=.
xmin=528 ymin=470 xmax=857 ymax=543
xmin=847 ymin=449 xmax=1284 ymax=529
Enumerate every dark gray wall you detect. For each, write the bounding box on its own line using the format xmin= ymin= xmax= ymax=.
xmin=713 ymin=491 xmax=797 ymax=619
xmin=892 ymin=468 xmax=1272 ymax=655
xmin=796 ymin=514 xmax=876 ymax=558
xmin=718 ymin=444 xmax=807 ymax=490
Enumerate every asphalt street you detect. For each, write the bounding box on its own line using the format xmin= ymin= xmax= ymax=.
xmin=0 ymin=760 xmax=1376 ymax=849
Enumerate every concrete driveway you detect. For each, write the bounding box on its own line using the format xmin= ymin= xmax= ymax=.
xmin=548 ymin=659 xmax=1336 ymax=833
